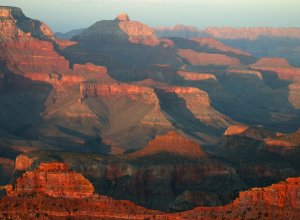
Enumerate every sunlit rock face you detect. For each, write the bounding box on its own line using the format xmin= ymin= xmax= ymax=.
xmin=75 ymin=13 xmax=160 ymax=46
xmin=132 ymin=131 xmax=208 ymax=158
xmin=166 ymin=177 xmax=300 ymax=220
xmin=7 ymin=162 xmax=94 ymax=198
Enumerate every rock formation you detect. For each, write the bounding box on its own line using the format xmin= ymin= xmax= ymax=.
xmin=11 ymin=149 xmax=245 ymax=211
xmin=1 ymin=165 xmax=299 ymax=219
xmin=178 ymin=49 xmax=243 ymax=67
xmin=251 ymin=58 xmax=300 ymax=82
xmin=7 ymin=162 xmax=94 ymax=198
xmin=177 ymin=71 xmax=217 ymax=81
xmin=75 ymin=13 xmax=160 ymax=46
xmin=168 ymin=177 xmax=300 ymax=220
xmin=157 ymin=85 xmax=233 ymax=128
xmin=133 ymin=131 xmax=208 ymax=158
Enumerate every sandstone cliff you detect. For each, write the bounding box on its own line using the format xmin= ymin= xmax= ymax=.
xmin=7 ymin=162 xmax=94 ymax=198
xmin=75 ymin=13 xmax=160 ymax=46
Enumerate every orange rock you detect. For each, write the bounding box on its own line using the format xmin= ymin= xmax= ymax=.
xmin=178 ymin=70 xmax=217 ymax=81
xmin=251 ymin=57 xmax=300 ymax=82
xmin=15 ymin=155 xmax=33 ymax=171
xmin=133 ymin=131 xmax=208 ymax=158
xmin=157 ymin=85 xmax=233 ymax=127
xmin=9 ymin=162 xmax=94 ymax=198
xmin=170 ymin=177 xmax=300 ymax=219
xmin=77 ymin=13 xmax=160 ymax=46
xmin=224 ymin=125 xmax=249 ymax=136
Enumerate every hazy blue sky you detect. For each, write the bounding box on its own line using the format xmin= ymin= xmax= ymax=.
xmin=2 ymin=0 xmax=300 ymax=32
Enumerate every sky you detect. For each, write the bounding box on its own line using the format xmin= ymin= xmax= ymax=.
xmin=1 ymin=0 xmax=300 ymax=32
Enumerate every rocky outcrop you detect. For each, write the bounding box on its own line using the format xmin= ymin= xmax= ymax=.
xmin=157 ymin=85 xmax=233 ymax=128
xmin=7 ymin=162 xmax=94 ymax=198
xmin=217 ymin=125 xmax=300 ymax=189
xmin=133 ymin=131 xmax=208 ymax=158
xmin=178 ymin=70 xmax=217 ymax=81
xmin=263 ymin=129 xmax=300 ymax=154
xmin=15 ymin=155 xmax=33 ymax=171
xmin=1 ymin=171 xmax=298 ymax=219
xmin=168 ymin=177 xmax=300 ymax=220
xmin=227 ymin=68 xmax=263 ymax=79
xmin=224 ymin=125 xmax=276 ymax=140
xmin=12 ymin=150 xmax=245 ymax=211
xmin=251 ymin=58 xmax=300 ymax=82
xmin=178 ymin=49 xmax=243 ymax=67
xmin=206 ymin=27 xmax=300 ymax=40
xmin=75 ymin=13 xmax=160 ymax=46
xmin=79 ymin=82 xmax=171 ymax=126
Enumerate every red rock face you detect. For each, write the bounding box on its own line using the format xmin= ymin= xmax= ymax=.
xmin=157 ymin=85 xmax=233 ymax=128
xmin=0 ymin=37 xmax=69 ymax=73
xmin=251 ymin=58 xmax=300 ymax=82
xmin=15 ymin=155 xmax=33 ymax=171
xmin=76 ymin=13 xmax=160 ymax=46
xmin=167 ymin=177 xmax=300 ymax=220
xmin=206 ymin=27 xmax=300 ymax=40
xmin=224 ymin=125 xmax=276 ymax=140
xmin=178 ymin=49 xmax=243 ymax=67
xmin=224 ymin=125 xmax=249 ymax=136
xmin=1 ymin=175 xmax=299 ymax=219
xmin=79 ymin=81 xmax=171 ymax=126
xmin=133 ymin=131 xmax=208 ymax=158
xmin=8 ymin=162 xmax=94 ymax=198
xmin=192 ymin=37 xmax=251 ymax=56
xmin=80 ymin=82 xmax=157 ymax=104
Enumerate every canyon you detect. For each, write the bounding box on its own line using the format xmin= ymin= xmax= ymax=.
xmin=0 ymin=5 xmax=299 ymax=219
xmin=0 ymin=161 xmax=299 ymax=219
